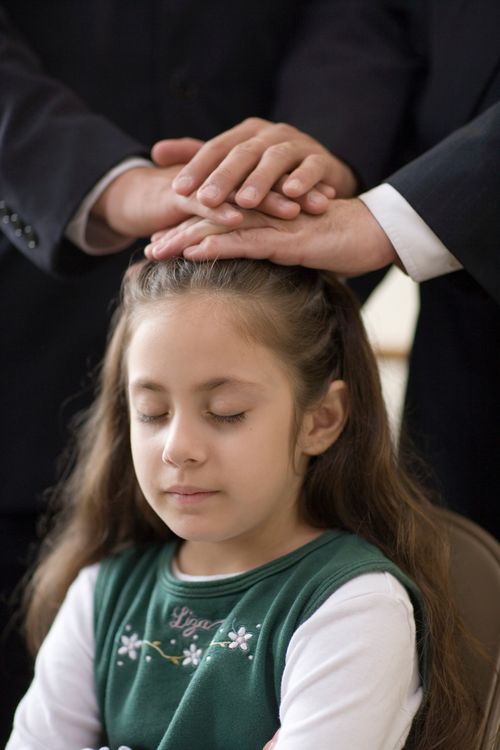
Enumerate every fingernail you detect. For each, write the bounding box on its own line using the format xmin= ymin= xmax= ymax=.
xmin=276 ymin=194 xmax=294 ymax=206
xmin=222 ymin=207 xmax=241 ymax=221
xmin=238 ymin=186 xmax=258 ymax=202
xmin=285 ymin=178 xmax=302 ymax=194
xmin=151 ymin=242 xmax=167 ymax=258
xmin=173 ymin=175 xmax=194 ymax=192
xmin=307 ymin=190 xmax=327 ymax=205
xmin=199 ymin=184 xmax=220 ymax=201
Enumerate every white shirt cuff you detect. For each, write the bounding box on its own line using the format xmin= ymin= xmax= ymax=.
xmin=359 ymin=183 xmax=463 ymax=282
xmin=65 ymin=157 xmax=154 ymax=253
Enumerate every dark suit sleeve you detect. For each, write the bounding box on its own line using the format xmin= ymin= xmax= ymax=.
xmin=387 ymin=101 xmax=500 ymax=304
xmin=0 ymin=6 xmax=147 ymax=275
xmin=271 ymin=0 xmax=419 ymax=189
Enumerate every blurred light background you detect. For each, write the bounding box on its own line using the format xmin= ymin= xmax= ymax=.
xmin=361 ymin=268 xmax=419 ymax=438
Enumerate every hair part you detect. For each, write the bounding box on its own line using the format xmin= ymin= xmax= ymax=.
xmin=24 ymin=258 xmax=481 ymax=748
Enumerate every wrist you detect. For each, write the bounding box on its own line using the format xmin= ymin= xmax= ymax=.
xmin=335 ymin=199 xmax=396 ymax=276
xmin=91 ymin=170 xmax=136 ymax=236
xmin=356 ymin=198 xmax=397 ymax=270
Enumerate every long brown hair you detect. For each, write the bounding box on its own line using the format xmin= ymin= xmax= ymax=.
xmin=25 ymin=259 xmax=481 ymax=748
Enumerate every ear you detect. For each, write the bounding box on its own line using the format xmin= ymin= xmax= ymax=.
xmin=297 ymin=380 xmax=349 ymax=456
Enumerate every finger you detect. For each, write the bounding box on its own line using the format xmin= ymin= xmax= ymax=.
xmin=297 ymin=188 xmax=330 ymax=215
xmin=195 ymin=136 xmax=272 ymax=208
xmin=233 ymin=140 xmax=312 ymax=208
xmin=196 ymin=133 xmax=305 ymax=209
xmin=282 ymin=153 xmax=332 ymax=197
xmin=172 ymin=118 xmax=267 ymax=195
xmin=147 ymin=219 xmax=231 ymax=259
xmin=150 ymin=216 xmax=203 ymax=245
xmin=245 ymin=176 xmax=324 ymax=219
xmin=255 ymin=190 xmax=301 ymax=220
xmin=151 ymin=138 xmax=204 ymax=167
xmin=175 ymin=193 xmax=244 ymax=226
xmin=316 ymin=181 xmax=336 ymax=198
xmin=184 ymin=231 xmax=271 ymax=262
xmin=266 ymin=174 xmax=330 ymax=214
xmin=183 ymin=227 xmax=292 ymax=264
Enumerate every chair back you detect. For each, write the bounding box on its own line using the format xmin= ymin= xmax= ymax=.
xmin=441 ymin=509 xmax=500 ymax=749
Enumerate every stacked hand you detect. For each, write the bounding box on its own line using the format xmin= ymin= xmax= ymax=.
xmin=91 ymin=116 xmax=396 ymax=276
xmin=152 ymin=118 xmax=357 ymax=210
xmin=90 ymin=120 xmax=350 ymax=255
xmin=143 ymin=119 xmax=395 ymax=276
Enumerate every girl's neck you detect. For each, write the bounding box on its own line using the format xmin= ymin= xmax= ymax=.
xmin=176 ymin=522 xmax=325 ymax=577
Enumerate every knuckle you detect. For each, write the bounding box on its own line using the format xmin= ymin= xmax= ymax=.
xmin=242 ymin=116 xmax=265 ymax=129
xmin=203 ymin=235 xmax=219 ymax=252
xmin=267 ymin=142 xmax=292 ymax=160
xmin=233 ymin=140 xmax=262 ymax=157
xmin=273 ymin=122 xmax=296 ymax=139
xmin=212 ymin=165 xmax=235 ymax=182
xmin=203 ymin=137 xmax=227 ymax=157
xmin=307 ymin=153 xmax=326 ymax=169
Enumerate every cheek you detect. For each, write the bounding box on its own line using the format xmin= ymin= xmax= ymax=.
xmin=233 ymin=416 xmax=296 ymax=475
xmin=130 ymin=427 xmax=157 ymax=484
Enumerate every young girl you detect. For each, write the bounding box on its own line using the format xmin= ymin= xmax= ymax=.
xmin=7 ymin=259 xmax=479 ymax=750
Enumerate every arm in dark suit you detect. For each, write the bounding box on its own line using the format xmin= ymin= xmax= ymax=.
xmin=0 ymin=6 xmax=146 ymax=275
xmin=386 ymin=102 xmax=500 ymax=304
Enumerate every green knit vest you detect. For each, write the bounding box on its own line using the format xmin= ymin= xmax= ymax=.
xmin=94 ymin=530 xmax=427 ymax=750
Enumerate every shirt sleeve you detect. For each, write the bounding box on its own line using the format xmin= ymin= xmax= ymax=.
xmin=277 ymin=572 xmax=423 ymax=750
xmin=359 ymin=184 xmax=463 ymax=282
xmin=6 ymin=564 xmax=101 ymax=750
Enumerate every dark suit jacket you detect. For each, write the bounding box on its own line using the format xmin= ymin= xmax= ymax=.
xmin=323 ymin=0 xmax=500 ymax=535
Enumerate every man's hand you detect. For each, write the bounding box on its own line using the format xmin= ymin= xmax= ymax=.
xmin=152 ymin=118 xmax=357 ymax=217
xmin=88 ymin=165 xmax=244 ymax=255
xmin=145 ymin=198 xmax=397 ymax=278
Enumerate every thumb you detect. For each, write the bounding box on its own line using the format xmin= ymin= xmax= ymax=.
xmin=151 ymin=137 xmax=204 ymax=167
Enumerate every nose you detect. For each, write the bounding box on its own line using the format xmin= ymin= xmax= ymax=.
xmin=161 ymin=413 xmax=206 ymax=467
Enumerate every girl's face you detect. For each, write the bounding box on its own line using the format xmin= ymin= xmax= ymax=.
xmin=127 ymin=293 xmax=319 ymax=573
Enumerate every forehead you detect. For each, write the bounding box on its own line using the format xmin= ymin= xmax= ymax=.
xmin=126 ymin=294 xmax=290 ymax=390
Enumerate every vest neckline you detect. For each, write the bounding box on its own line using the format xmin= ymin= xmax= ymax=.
xmin=158 ymin=529 xmax=342 ymax=596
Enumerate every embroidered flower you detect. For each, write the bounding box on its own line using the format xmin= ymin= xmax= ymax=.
xmin=182 ymin=643 xmax=203 ymax=666
xmin=118 ymin=633 xmax=142 ymax=660
xmin=228 ymin=626 xmax=253 ymax=651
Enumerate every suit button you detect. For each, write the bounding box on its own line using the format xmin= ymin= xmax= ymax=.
xmin=24 ymin=225 xmax=38 ymax=248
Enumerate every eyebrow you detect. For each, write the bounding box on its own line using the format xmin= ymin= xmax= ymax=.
xmin=128 ymin=377 xmax=259 ymax=393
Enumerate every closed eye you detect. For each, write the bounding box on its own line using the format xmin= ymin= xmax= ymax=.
xmin=136 ymin=412 xmax=167 ymax=424
xmin=209 ymin=412 xmax=246 ymax=424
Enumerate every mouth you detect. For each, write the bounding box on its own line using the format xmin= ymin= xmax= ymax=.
xmin=165 ymin=486 xmax=219 ymax=505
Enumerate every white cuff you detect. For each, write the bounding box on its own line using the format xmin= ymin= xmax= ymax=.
xmin=359 ymin=183 xmax=463 ymax=282
xmin=65 ymin=157 xmax=154 ymax=253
